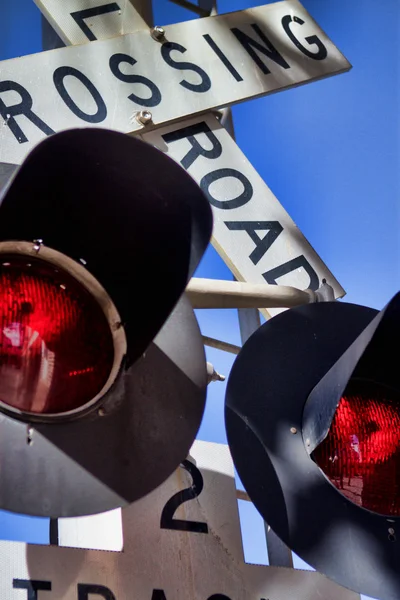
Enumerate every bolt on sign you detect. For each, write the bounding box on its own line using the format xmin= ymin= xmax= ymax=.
xmin=0 ymin=441 xmax=360 ymax=599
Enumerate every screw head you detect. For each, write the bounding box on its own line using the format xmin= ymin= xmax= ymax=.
xmin=135 ymin=110 xmax=153 ymax=126
xmin=290 ymin=427 xmax=297 ymax=434
xmin=151 ymin=26 xmax=165 ymax=41
xmin=33 ymin=238 xmax=43 ymax=253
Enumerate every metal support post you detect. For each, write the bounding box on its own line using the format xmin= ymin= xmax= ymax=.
xmin=41 ymin=15 xmax=65 ymax=50
xmin=211 ymin=65 xmax=295 ymax=568
xmin=202 ymin=335 xmax=240 ymax=355
xmin=49 ymin=518 xmax=59 ymax=546
xmin=0 ymin=163 xmax=17 ymax=195
xmin=168 ymin=0 xmax=216 ymax=17
xmin=187 ymin=278 xmax=316 ymax=309
xmin=237 ymin=303 xmax=294 ymax=568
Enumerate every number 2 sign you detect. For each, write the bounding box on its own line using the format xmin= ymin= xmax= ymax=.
xmin=0 ymin=441 xmax=360 ymax=600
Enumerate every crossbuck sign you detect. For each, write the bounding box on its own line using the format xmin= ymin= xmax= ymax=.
xmin=0 ymin=1 xmax=350 ymax=165
xmin=0 ymin=0 xmax=350 ymax=316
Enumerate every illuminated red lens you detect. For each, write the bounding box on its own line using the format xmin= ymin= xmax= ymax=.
xmin=0 ymin=255 xmax=114 ymax=415
xmin=312 ymin=380 xmax=400 ymax=516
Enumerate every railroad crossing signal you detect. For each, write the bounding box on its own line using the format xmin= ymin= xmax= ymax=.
xmin=226 ymin=293 xmax=400 ymax=600
xmin=0 ymin=126 xmax=212 ymax=517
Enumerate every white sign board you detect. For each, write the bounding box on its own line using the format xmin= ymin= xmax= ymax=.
xmin=1 ymin=441 xmax=355 ymax=600
xmin=35 ymin=0 xmax=148 ymax=45
xmin=29 ymin=0 xmax=346 ymax=309
xmin=142 ymin=114 xmax=345 ymax=314
xmin=0 ymin=0 xmax=350 ymax=164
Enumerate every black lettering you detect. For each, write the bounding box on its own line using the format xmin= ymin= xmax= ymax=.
xmin=263 ymin=255 xmax=319 ymax=290
xmin=161 ymin=42 xmax=211 ymax=93
xmin=281 ymin=15 xmax=327 ymax=60
xmin=152 ymin=592 xmax=167 ymax=600
xmin=71 ymin=3 xmax=121 ymax=42
xmin=225 ymin=221 xmax=283 ymax=265
xmin=0 ymin=81 xmax=54 ymax=143
xmin=109 ymin=53 xmax=161 ymax=107
xmin=231 ymin=24 xmax=290 ymax=74
xmin=162 ymin=121 xmax=221 ymax=169
xmin=160 ymin=460 xmax=208 ymax=533
xmin=78 ymin=584 xmax=116 ymax=600
xmin=203 ymin=34 xmax=243 ymax=82
xmin=53 ymin=67 xmax=107 ymax=123
xmin=13 ymin=580 xmax=51 ymax=600
xmin=201 ymin=169 xmax=253 ymax=210
xmin=208 ymin=596 xmax=232 ymax=600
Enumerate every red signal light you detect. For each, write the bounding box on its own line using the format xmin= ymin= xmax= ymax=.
xmin=0 ymin=254 xmax=114 ymax=416
xmin=313 ymin=380 xmax=400 ymax=516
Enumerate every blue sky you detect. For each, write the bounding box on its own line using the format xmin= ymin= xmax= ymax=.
xmin=0 ymin=1 xmax=399 ymax=598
